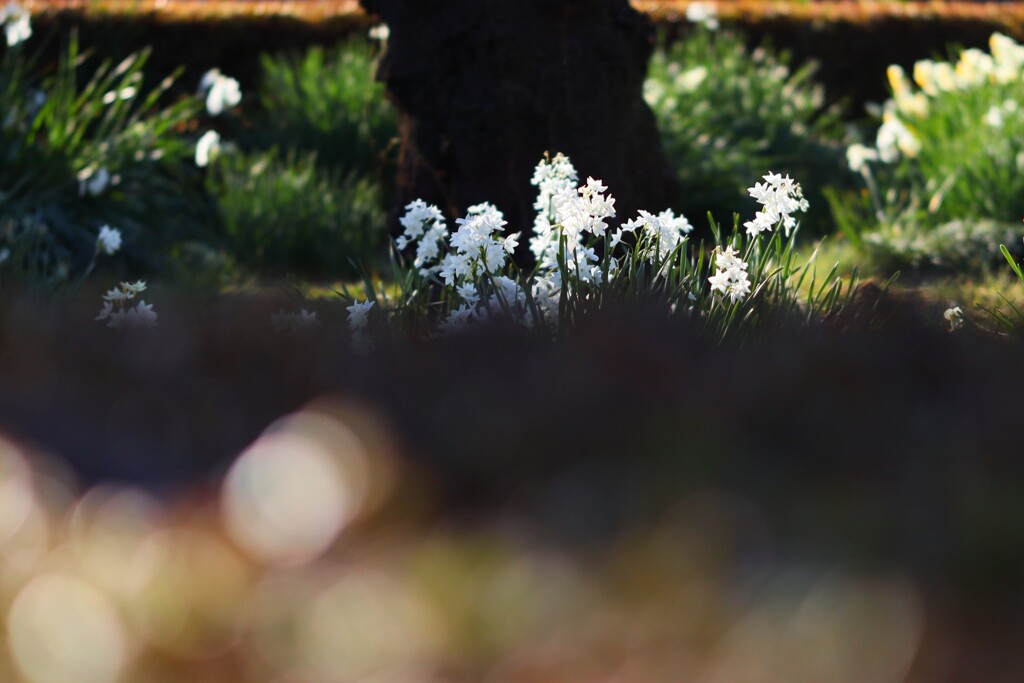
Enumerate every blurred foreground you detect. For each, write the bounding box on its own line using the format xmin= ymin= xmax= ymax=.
xmin=0 ymin=291 xmax=1022 ymax=683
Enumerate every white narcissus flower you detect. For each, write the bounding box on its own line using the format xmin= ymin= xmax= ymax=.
xmin=944 ymin=306 xmax=964 ymax=331
xmin=346 ymin=300 xmax=375 ymax=331
xmin=846 ymin=143 xmax=879 ymax=173
xmin=96 ymin=225 xmax=122 ymax=255
xmin=122 ymin=280 xmax=147 ymax=296
xmin=1 ymin=2 xmax=31 ymax=47
xmin=97 ymin=282 xmax=157 ymax=329
xmin=199 ymin=69 xmax=241 ymax=116
xmin=195 ymin=130 xmax=221 ymax=167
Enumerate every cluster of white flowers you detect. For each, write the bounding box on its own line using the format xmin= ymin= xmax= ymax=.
xmin=1 ymin=2 xmax=30 ymax=48
xmin=198 ymin=68 xmax=241 ymax=116
xmin=743 ymin=172 xmax=809 ymax=237
xmin=398 ymin=199 xmax=530 ymax=332
xmin=271 ymin=309 xmax=320 ymax=335
xmin=95 ymin=281 xmax=158 ymax=330
xmin=392 ymin=155 xmax=710 ymax=333
xmin=439 ymin=203 xmax=518 ymax=285
xmin=708 ymin=246 xmax=751 ymax=304
xmin=96 ymin=225 xmax=122 ymax=256
xmin=530 ymin=154 xmax=615 ymax=285
xmin=614 ymin=209 xmax=693 ymax=260
xmin=386 ymin=155 xmax=805 ymax=334
xmin=395 ymin=199 xmax=448 ymax=273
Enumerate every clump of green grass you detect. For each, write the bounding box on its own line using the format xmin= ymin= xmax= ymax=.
xmin=1 ymin=32 xmax=206 ymax=290
xmin=205 ymin=148 xmax=384 ymax=277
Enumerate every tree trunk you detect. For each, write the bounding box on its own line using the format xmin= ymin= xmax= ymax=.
xmin=361 ymin=0 xmax=679 ymax=243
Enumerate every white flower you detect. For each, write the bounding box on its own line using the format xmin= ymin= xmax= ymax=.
xmin=122 ymin=280 xmax=147 ymax=296
xmin=346 ymin=300 xmax=374 ymax=331
xmin=715 ymin=245 xmax=747 ymax=273
xmin=944 ymin=306 xmax=964 ymax=331
xmin=984 ymin=105 xmax=1005 ymax=129
xmin=95 ymin=301 xmax=114 ymax=322
xmin=1 ymin=2 xmax=31 ymax=47
xmin=199 ymin=69 xmax=241 ymax=116
xmin=676 ymin=66 xmax=708 ymax=92
xmin=97 ymin=282 xmax=157 ymax=329
xmin=78 ymin=166 xmax=111 ymax=197
xmin=368 ymin=24 xmax=390 ymax=42
xmin=103 ymin=287 xmax=128 ymax=302
xmin=398 ymin=200 xmax=447 ymax=267
xmin=195 ymin=130 xmax=221 ymax=167
xmin=96 ymin=225 xmax=122 ymax=255
xmin=503 ymin=232 xmax=521 ymax=255
xmin=846 ymin=143 xmax=879 ymax=173
xmin=529 ymin=155 xmax=615 ymax=282
xmin=685 ymin=1 xmax=719 ymax=30
xmin=456 ymin=283 xmax=480 ymax=305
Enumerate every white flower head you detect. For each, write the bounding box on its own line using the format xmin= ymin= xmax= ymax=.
xmin=96 ymin=225 xmax=122 ymax=255
xmin=97 ymin=282 xmax=157 ymax=330
xmin=846 ymin=143 xmax=879 ymax=173
xmin=346 ymin=300 xmax=375 ymax=331
xmin=195 ymin=130 xmax=221 ymax=167
xmin=1 ymin=2 xmax=31 ymax=47
xmin=685 ymin=1 xmax=719 ymax=30
xmin=708 ymin=247 xmax=752 ymax=304
xmin=122 ymin=280 xmax=147 ymax=296
xmin=944 ymin=306 xmax=964 ymax=331
xmin=78 ymin=166 xmax=111 ymax=197
xmin=368 ymin=24 xmax=390 ymax=42
xmin=199 ymin=69 xmax=241 ymax=116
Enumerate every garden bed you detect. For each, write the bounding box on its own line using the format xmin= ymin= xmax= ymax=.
xmin=3 ymin=4 xmax=1024 ymax=681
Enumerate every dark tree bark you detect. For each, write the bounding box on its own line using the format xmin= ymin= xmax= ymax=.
xmin=361 ymin=0 xmax=680 ymax=242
